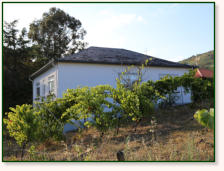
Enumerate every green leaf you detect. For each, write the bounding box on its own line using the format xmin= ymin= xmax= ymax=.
xmin=194 ymin=108 xmax=214 ymax=129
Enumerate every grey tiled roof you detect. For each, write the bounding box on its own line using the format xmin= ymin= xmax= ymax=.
xmin=58 ymin=46 xmax=193 ymax=68
xmin=30 ymin=46 xmax=194 ymax=80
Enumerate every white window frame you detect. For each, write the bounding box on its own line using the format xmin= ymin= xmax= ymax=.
xmin=42 ymin=80 xmax=46 ymax=97
xmin=48 ymin=75 xmax=55 ymax=94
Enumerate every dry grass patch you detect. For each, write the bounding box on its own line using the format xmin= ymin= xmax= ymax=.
xmin=3 ymin=101 xmax=214 ymax=161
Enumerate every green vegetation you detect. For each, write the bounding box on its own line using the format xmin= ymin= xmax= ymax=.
xmin=3 ymin=104 xmax=39 ymax=147
xmin=3 ymin=66 xmax=214 ymax=161
xmin=3 ymin=100 xmax=214 ymax=161
xmin=3 ymin=7 xmax=87 ymax=115
xmin=194 ymin=108 xmax=214 ymax=129
xmin=3 ymin=6 xmax=215 ymax=162
xmin=179 ymin=50 xmax=214 ymax=71
xmin=3 ymin=104 xmax=39 ymax=158
xmin=28 ymin=7 xmax=87 ymax=61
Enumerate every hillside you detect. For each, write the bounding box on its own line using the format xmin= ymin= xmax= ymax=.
xmin=179 ymin=50 xmax=214 ymax=71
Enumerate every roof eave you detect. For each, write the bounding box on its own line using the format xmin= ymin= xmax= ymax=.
xmin=29 ymin=59 xmax=56 ymax=80
xmin=58 ymin=59 xmax=194 ymax=68
xmin=29 ymin=58 xmax=195 ymax=81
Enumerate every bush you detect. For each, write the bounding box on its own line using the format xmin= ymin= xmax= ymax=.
xmin=4 ymin=68 xmax=214 ymax=147
xmin=35 ymin=97 xmax=67 ymax=141
xmin=194 ymin=108 xmax=214 ymax=129
xmin=62 ymin=85 xmax=122 ymax=136
xmin=179 ymin=70 xmax=214 ymax=103
xmin=145 ymin=70 xmax=214 ymax=106
xmin=3 ymin=104 xmax=39 ymax=146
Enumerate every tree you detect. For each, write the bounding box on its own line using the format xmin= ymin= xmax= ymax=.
xmin=3 ymin=20 xmax=40 ymax=114
xmin=115 ymin=59 xmax=155 ymax=131
xmin=3 ymin=104 xmax=40 ymax=159
xmin=3 ymin=7 xmax=88 ymax=114
xmin=28 ymin=7 xmax=87 ymax=62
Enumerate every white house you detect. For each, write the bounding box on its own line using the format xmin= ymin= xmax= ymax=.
xmin=30 ymin=46 xmax=194 ymax=105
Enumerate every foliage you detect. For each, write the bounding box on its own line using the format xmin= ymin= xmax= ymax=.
xmin=145 ymin=69 xmax=214 ymax=105
xmin=60 ymin=62 xmax=156 ymax=134
xmin=3 ymin=8 xmax=87 ymax=114
xmin=34 ymin=94 xmax=76 ymax=141
xmin=28 ymin=7 xmax=87 ymax=61
xmin=179 ymin=70 xmax=214 ymax=103
xmin=3 ymin=58 xmax=214 ymax=147
xmin=116 ymin=59 xmax=155 ymax=122
xmin=194 ymin=108 xmax=214 ymax=129
xmin=191 ymin=78 xmax=214 ymax=103
xmin=3 ymin=94 xmax=78 ymax=146
xmin=3 ymin=20 xmax=38 ymax=114
xmin=3 ymin=104 xmax=39 ymax=146
xmin=154 ymin=75 xmax=180 ymax=107
xmin=27 ymin=145 xmax=37 ymax=160
xmin=154 ymin=75 xmax=179 ymax=96
xmin=114 ymin=79 xmax=140 ymax=122
xmin=62 ymin=85 xmax=122 ymax=136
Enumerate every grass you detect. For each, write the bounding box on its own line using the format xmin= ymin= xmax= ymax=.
xmin=3 ymin=100 xmax=214 ymax=161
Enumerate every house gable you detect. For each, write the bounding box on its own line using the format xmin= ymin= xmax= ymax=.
xmin=32 ymin=64 xmax=58 ymax=101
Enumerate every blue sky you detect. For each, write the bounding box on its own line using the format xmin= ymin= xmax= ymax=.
xmin=3 ymin=3 xmax=214 ymax=62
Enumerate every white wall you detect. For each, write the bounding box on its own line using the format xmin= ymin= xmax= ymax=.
xmin=57 ymin=63 xmax=191 ymax=104
xmin=143 ymin=66 xmax=192 ymax=104
xmin=57 ymin=63 xmax=123 ymax=97
xmin=33 ymin=65 xmax=58 ymax=101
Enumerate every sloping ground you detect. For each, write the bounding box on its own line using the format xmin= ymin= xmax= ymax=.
xmin=3 ymin=100 xmax=214 ymax=161
xmin=180 ymin=50 xmax=214 ymax=71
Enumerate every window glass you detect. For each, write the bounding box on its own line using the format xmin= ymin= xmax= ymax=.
xmin=43 ymin=84 xmax=45 ymax=96
xmin=36 ymin=87 xmax=40 ymax=97
xmin=48 ymin=75 xmax=55 ymax=93
xmin=119 ymin=72 xmax=139 ymax=88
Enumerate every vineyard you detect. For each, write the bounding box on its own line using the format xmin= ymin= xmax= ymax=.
xmin=3 ymin=69 xmax=214 ymax=161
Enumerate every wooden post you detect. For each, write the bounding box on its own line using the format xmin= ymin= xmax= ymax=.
xmin=117 ymin=151 xmax=125 ymax=161
xmin=21 ymin=141 xmax=27 ymax=160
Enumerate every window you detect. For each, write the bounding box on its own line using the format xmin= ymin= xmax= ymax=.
xmin=36 ymin=82 xmax=40 ymax=97
xmin=48 ymin=75 xmax=55 ymax=94
xmin=118 ymin=72 xmax=139 ymax=88
xmin=43 ymin=83 xmax=46 ymax=96
xmin=37 ymin=87 xmax=40 ymax=97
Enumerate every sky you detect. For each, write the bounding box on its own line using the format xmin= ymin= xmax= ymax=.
xmin=3 ymin=2 xmax=214 ymax=62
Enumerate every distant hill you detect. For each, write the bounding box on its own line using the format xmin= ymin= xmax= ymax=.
xmin=179 ymin=50 xmax=214 ymax=71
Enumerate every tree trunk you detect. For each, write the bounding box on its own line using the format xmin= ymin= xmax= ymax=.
xmin=134 ymin=119 xmax=141 ymax=132
xmin=21 ymin=141 xmax=27 ymax=160
xmin=116 ymin=118 xmax=120 ymax=135
xmin=100 ymin=132 xmax=104 ymax=138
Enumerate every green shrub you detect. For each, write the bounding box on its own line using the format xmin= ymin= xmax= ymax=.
xmin=146 ymin=69 xmax=214 ymax=106
xmin=3 ymin=104 xmax=39 ymax=146
xmin=194 ymin=108 xmax=214 ymax=129
xmin=34 ymin=94 xmax=76 ymax=141
xmin=62 ymin=85 xmax=122 ymax=136
xmin=4 ymin=66 xmax=214 ymax=148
